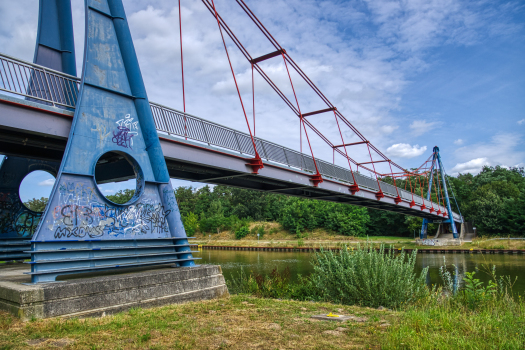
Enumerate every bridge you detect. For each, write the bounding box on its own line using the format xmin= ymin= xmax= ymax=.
xmin=0 ymin=0 xmax=462 ymax=283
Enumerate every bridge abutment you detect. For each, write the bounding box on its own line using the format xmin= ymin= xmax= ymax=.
xmin=0 ymin=263 xmax=228 ymax=321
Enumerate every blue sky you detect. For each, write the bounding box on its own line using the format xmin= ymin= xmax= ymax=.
xmin=1 ymin=0 xmax=524 ymax=200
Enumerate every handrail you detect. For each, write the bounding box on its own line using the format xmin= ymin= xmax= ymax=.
xmin=0 ymin=53 xmax=80 ymax=109
xmin=0 ymin=52 xmax=457 ymax=219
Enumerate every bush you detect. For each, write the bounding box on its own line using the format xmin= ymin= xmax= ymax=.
xmin=310 ymin=244 xmax=428 ymax=308
xmin=182 ymin=212 xmax=199 ymax=236
xmin=235 ymin=226 xmax=250 ymax=240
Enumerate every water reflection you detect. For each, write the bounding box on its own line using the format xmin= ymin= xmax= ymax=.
xmin=196 ymin=249 xmax=525 ymax=294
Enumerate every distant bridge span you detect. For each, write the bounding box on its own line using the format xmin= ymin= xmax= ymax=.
xmin=0 ymin=54 xmax=460 ymax=223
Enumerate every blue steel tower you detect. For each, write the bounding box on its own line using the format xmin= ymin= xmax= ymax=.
xmin=420 ymin=146 xmax=459 ymax=239
xmin=28 ymin=0 xmax=196 ymax=283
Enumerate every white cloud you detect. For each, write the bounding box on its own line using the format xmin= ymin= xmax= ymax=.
xmin=453 ymin=139 xmax=464 ymax=145
xmin=1 ymin=0 xmax=522 ymax=176
xmin=386 ymin=143 xmax=427 ymax=158
xmin=452 ymin=133 xmax=524 ymax=174
xmin=451 ymin=157 xmax=490 ymax=175
xmin=518 ymin=119 xmax=525 ymax=125
xmin=38 ymin=179 xmax=55 ymax=186
xmin=409 ymin=120 xmax=440 ymax=136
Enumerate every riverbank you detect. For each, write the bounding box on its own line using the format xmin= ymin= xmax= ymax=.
xmin=194 ymin=237 xmax=525 ymax=253
xmin=193 ymin=222 xmax=525 ymax=251
xmin=198 ymin=244 xmax=525 ymax=254
xmin=1 ymin=294 xmax=522 ymax=349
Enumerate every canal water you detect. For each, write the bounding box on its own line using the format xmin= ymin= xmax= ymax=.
xmin=195 ymin=249 xmax=525 ymax=294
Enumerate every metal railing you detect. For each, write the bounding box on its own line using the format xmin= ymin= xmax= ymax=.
xmin=0 ymin=52 xmax=457 ymax=219
xmin=0 ymin=53 xmax=79 ymax=109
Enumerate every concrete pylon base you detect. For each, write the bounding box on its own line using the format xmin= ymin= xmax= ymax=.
xmin=0 ymin=264 xmax=228 ymax=321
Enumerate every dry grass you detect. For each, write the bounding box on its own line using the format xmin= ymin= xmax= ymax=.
xmin=193 ymin=222 xmax=525 ymax=251
xmin=194 ymin=222 xmax=415 ymax=249
xmin=471 ymin=238 xmax=525 ymax=250
xmin=0 ymin=296 xmax=395 ymax=349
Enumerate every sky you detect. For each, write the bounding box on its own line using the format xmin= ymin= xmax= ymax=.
xmin=1 ymin=0 xmax=524 ymax=201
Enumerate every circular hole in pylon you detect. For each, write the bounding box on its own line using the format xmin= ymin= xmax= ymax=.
xmin=19 ymin=170 xmax=56 ymax=213
xmin=94 ymin=151 xmax=143 ymax=205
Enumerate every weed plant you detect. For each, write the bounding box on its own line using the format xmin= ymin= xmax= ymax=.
xmin=228 ymin=244 xmax=428 ymax=308
xmin=381 ymin=261 xmax=524 ymax=348
xmin=310 ymin=244 xmax=428 ymax=308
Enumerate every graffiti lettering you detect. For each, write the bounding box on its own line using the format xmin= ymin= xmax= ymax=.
xmin=112 ymin=114 xmax=138 ymax=149
xmin=52 ymin=203 xmax=171 ymax=239
xmin=0 ymin=191 xmax=41 ymax=237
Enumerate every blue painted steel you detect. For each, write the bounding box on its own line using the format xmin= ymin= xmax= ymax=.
xmin=436 ymin=147 xmax=459 ymax=238
xmin=420 ymin=150 xmax=438 ymax=239
xmin=0 ymin=0 xmax=74 ymax=261
xmin=420 ymin=146 xmax=459 ymax=239
xmin=28 ymin=0 xmax=196 ymax=283
xmin=34 ymin=0 xmax=76 ymax=76
xmin=0 ymin=156 xmax=60 ymax=260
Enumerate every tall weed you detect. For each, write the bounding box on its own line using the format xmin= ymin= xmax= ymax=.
xmin=310 ymin=244 xmax=428 ymax=308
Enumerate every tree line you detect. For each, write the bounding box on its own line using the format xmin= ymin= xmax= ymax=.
xmin=24 ymin=165 xmax=524 ymax=237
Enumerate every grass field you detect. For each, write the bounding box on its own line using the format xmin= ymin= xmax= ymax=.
xmin=1 ymin=294 xmax=522 ymax=349
xmin=0 ymin=295 xmax=394 ymax=349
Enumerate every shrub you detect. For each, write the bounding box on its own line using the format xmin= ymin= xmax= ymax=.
xmin=257 ymin=225 xmax=265 ymax=238
xmin=235 ymin=226 xmax=250 ymax=240
xmin=310 ymin=244 xmax=429 ymax=308
xmin=182 ymin=212 xmax=199 ymax=236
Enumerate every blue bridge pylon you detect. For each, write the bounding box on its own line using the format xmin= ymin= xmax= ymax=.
xmin=420 ymin=146 xmax=462 ymax=239
xmin=27 ymin=0 xmax=197 ymax=283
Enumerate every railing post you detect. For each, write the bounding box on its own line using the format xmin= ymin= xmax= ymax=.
xmin=42 ymin=68 xmax=56 ymax=107
xmin=160 ymin=106 xmax=171 ymax=135
xmin=234 ymin=131 xmax=242 ymax=154
xmin=201 ymin=120 xmax=210 ymax=145
xmin=282 ymin=147 xmax=290 ymax=167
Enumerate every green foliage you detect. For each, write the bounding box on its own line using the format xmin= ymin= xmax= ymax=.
xmin=257 ymin=225 xmax=265 ymax=238
xmin=23 ymin=197 xmax=48 ymax=212
xmin=462 ymin=271 xmax=497 ymax=310
xmin=235 ymin=226 xmax=250 ymax=240
xmin=228 ymin=244 xmax=429 ymax=309
xmin=181 ymin=212 xmax=199 ymax=236
xmin=106 ymin=189 xmax=135 ymax=204
xmin=439 ymin=261 xmax=518 ymax=311
xmin=450 ymin=166 xmax=525 ymax=235
xmin=310 ymin=245 xmax=429 ymax=308
xmin=278 ymin=198 xmax=369 ymax=236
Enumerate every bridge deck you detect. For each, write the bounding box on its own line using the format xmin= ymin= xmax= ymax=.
xmin=0 ymin=93 xmax=460 ymax=223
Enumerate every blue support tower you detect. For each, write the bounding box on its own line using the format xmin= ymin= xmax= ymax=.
xmin=27 ymin=0 xmax=196 ymax=283
xmin=0 ymin=1 xmax=74 ymax=260
xmin=420 ymin=146 xmax=458 ymax=239
xmin=33 ymin=0 xmax=77 ymax=76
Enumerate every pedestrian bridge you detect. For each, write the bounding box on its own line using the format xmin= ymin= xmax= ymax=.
xmin=0 ymin=52 xmax=460 ymax=224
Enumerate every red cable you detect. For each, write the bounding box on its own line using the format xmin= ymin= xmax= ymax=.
xmin=333 ymin=110 xmax=357 ymax=185
xmin=210 ymin=0 xmax=259 ymax=157
xmin=281 ymin=52 xmax=305 ymax=155
xmin=251 ymin=63 xmax=255 ymax=137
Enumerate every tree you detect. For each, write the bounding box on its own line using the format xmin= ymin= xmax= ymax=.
xmin=106 ymin=189 xmax=135 ymax=204
xmin=24 ymin=197 xmax=48 ymax=212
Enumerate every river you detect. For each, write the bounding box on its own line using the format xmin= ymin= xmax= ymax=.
xmin=195 ymin=249 xmax=525 ymax=294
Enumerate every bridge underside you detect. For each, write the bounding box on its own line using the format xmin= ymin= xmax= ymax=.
xmin=0 ymin=94 xmax=455 ymax=223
